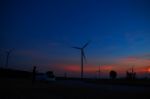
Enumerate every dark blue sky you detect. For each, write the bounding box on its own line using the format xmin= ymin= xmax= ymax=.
xmin=1 ymin=0 xmax=150 ymax=77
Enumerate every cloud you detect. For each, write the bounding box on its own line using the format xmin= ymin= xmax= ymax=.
xmin=53 ymin=63 xmax=116 ymax=73
xmin=118 ymin=55 xmax=150 ymax=67
xmin=135 ymin=66 xmax=150 ymax=73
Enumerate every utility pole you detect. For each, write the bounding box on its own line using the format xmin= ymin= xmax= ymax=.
xmin=131 ymin=66 xmax=134 ymax=73
xmin=98 ymin=65 xmax=101 ymax=79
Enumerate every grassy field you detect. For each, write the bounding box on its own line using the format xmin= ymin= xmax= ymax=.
xmin=0 ymin=78 xmax=150 ymax=99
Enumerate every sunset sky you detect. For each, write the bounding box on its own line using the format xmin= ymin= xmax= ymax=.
xmin=1 ymin=0 xmax=150 ymax=78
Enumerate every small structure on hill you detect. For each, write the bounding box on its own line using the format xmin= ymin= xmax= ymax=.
xmin=126 ymin=67 xmax=136 ymax=80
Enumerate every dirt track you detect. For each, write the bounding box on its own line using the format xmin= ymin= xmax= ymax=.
xmin=0 ymin=79 xmax=150 ymax=99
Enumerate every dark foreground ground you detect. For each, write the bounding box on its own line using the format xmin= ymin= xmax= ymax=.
xmin=0 ymin=78 xmax=150 ymax=99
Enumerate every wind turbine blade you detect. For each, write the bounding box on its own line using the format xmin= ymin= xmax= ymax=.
xmin=83 ymin=41 xmax=90 ymax=48
xmin=72 ymin=47 xmax=81 ymax=49
xmin=82 ymin=51 xmax=87 ymax=63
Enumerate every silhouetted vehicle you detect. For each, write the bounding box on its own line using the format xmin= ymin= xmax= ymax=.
xmin=36 ymin=71 xmax=55 ymax=82
xmin=109 ymin=70 xmax=117 ymax=79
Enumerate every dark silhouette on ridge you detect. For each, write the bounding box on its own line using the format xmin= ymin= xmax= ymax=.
xmin=32 ymin=66 xmax=37 ymax=84
xmin=0 ymin=68 xmax=32 ymax=78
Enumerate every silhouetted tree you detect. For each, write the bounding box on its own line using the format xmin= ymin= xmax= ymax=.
xmin=109 ymin=70 xmax=117 ymax=79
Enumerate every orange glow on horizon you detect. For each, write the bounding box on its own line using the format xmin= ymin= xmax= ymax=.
xmin=63 ymin=64 xmax=116 ymax=73
xmin=65 ymin=65 xmax=80 ymax=72
xmin=53 ymin=62 xmax=150 ymax=77
xmin=148 ymin=68 xmax=150 ymax=72
xmin=119 ymin=57 xmax=150 ymax=67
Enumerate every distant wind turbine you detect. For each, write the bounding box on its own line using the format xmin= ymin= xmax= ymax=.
xmin=72 ymin=41 xmax=90 ymax=79
xmin=5 ymin=49 xmax=14 ymax=68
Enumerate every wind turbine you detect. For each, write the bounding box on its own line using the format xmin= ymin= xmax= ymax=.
xmin=72 ymin=41 xmax=90 ymax=79
xmin=5 ymin=49 xmax=14 ymax=68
